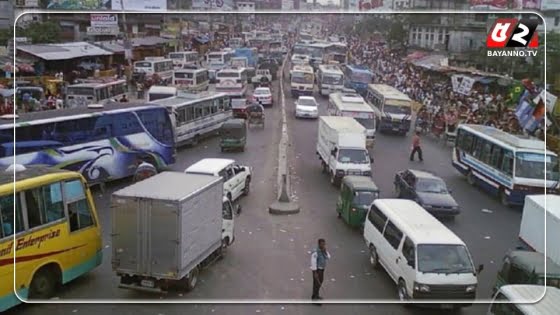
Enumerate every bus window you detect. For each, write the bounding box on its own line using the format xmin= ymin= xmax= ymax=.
xmin=501 ymin=150 xmax=514 ymax=176
xmin=64 ymin=180 xmax=94 ymax=232
xmin=112 ymin=112 xmax=143 ymax=137
xmin=0 ymin=194 xmax=24 ymax=238
xmin=136 ymin=108 xmax=174 ymax=145
xmin=24 ymin=182 xmax=65 ymax=229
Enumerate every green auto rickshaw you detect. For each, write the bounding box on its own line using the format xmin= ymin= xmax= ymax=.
xmin=336 ymin=176 xmax=380 ymax=228
xmin=493 ymin=250 xmax=560 ymax=294
xmin=220 ymin=119 xmax=247 ymax=152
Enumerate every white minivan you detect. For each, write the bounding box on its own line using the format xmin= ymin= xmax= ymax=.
xmin=185 ymin=158 xmax=252 ymax=203
xmin=363 ymin=199 xmax=483 ymax=308
xmin=488 ymin=285 xmax=559 ymax=315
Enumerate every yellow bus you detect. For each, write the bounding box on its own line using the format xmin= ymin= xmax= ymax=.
xmin=0 ymin=165 xmax=102 ymax=312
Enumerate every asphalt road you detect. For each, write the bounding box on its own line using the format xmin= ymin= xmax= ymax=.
xmin=6 ymin=67 xmax=524 ymax=315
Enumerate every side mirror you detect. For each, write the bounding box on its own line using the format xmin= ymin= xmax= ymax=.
xmin=477 ymin=264 xmax=484 ymax=274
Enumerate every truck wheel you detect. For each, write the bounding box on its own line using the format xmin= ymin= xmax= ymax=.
xmin=186 ymin=266 xmax=200 ymax=291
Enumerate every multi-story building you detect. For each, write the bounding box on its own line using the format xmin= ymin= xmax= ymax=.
xmin=0 ymin=0 xmax=14 ymax=29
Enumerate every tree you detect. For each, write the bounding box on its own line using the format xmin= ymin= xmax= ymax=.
xmin=0 ymin=28 xmax=13 ymax=47
xmin=17 ymin=21 xmax=61 ymax=44
xmin=387 ymin=20 xmax=407 ymax=49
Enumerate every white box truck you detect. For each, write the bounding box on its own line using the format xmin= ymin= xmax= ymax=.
xmin=518 ymin=194 xmax=560 ymax=265
xmin=111 ymin=172 xmax=237 ymax=293
xmin=316 ymin=116 xmax=373 ymax=186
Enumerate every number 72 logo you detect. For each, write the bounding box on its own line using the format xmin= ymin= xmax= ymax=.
xmin=486 ymin=18 xmax=539 ymax=48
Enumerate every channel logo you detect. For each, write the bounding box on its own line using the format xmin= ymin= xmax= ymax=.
xmin=486 ymin=18 xmax=538 ymax=48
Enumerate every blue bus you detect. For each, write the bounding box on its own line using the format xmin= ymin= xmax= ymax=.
xmin=453 ymin=124 xmax=559 ymax=206
xmin=343 ymin=64 xmax=373 ymax=96
xmin=0 ymin=103 xmax=175 ymax=184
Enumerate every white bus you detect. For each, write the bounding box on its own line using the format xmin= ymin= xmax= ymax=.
xmin=216 ymin=68 xmax=248 ymax=97
xmin=65 ymin=79 xmax=128 ymax=108
xmin=317 ymin=64 xmax=344 ymax=96
xmin=207 ymin=51 xmax=233 ymax=82
xmin=173 ymin=68 xmax=209 ymax=92
xmin=153 ymin=92 xmax=232 ymax=146
xmin=328 ymin=92 xmax=376 ymax=147
xmin=133 ymin=57 xmax=174 ymax=83
xmin=167 ymin=51 xmax=199 ymax=69
xmin=453 ymin=124 xmax=559 ymax=206
xmin=290 ymin=65 xmax=314 ymax=98
xmin=365 ymin=84 xmax=413 ymax=135
xmin=146 ymin=86 xmax=178 ymax=102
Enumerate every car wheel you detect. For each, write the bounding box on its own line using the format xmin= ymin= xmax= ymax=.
xmin=467 ymin=171 xmax=476 ymax=186
xmin=369 ymin=245 xmax=380 ymax=269
xmin=243 ymin=177 xmax=251 ymax=196
xmin=185 ymin=266 xmax=200 ymax=291
xmin=398 ymin=279 xmax=410 ymax=303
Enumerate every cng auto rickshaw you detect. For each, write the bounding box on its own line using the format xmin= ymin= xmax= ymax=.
xmin=246 ymin=102 xmax=265 ymax=128
xmin=220 ymin=119 xmax=247 ymax=152
xmin=336 ymin=176 xmax=380 ymax=228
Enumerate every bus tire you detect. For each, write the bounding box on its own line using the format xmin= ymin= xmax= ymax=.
xmin=500 ymin=189 xmax=510 ymax=207
xmin=29 ymin=264 xmax=60 ymax=299
xmin=467 ymin=171 xmax=476 ymax=186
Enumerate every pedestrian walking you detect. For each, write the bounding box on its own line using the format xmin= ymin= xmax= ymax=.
xmin=310 ymin=238 xmax=331 ymax=304
xmin=410 ymin=131 xmax=423 ymax=162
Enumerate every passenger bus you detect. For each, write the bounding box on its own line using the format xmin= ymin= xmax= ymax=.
xmin=65 ymin=80 xmax=129 ymax=108
xmin=173 ymin=68 xmax=209 ymax=92
xmin=328 ymin=92 xmax=376 ymax=147
xmin=453 ymin=124 xmax=559 ymax=206
xmin=325 ymin=42 xmax=348 ymax=64
xmin=167 ymin=51 xmax=199 ymax=69
xmin=365 ymin=84 xmax=413 ymax=135
xmin=343 ymin=64 xmax=373 ymax=96
xmin=0 ymin=103 xmax=176 ymax=184
xmin=229 ymin=37 xmax=244 ymax=48
xmin=0 ymin=165 xmax=102 ymax=312
xmin=317 ymin=64 xmax=344 ymax=96
xmin=15 ymin=86 xmax=45 ymax=109
xmin=146 ymin=86 xmax=177 ymax=102
xmin=290 ymin=65 xmax=314 ymax=98
xmin=153 ymin=92 xmax=232 ymax=147
xmin=206 ymin=51 xmax=233 ymax=82
xmin=133 ymin=57 xmax=174 ymax=84
xmin=216 ymin=68 xmax=248 ymax=97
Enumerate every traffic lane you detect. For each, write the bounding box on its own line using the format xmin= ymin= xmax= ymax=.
xmin=282 ymin=73 xmax=490 ymax=314
xmin=30 ymin=79 xmax=286 ymax=302
xmin=3 ymin=302 xmax=488 ymax=315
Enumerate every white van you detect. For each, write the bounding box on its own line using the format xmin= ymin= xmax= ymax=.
xmin=363 ymin=199 xmax=482 ymax=308
xmin=185 ymin=158 xmax=252 ymax=203
xmin=488 ymin=285 xmax=559 ymax=315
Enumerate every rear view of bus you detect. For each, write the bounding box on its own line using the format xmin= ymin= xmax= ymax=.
xmin=0 ymin=165 xmax=102 ymax=312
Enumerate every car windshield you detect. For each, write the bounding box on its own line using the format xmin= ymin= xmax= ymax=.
xmin=384 ymin=104 xmax=411 ymax=115
xmin=322 ymin=74 xmax=343 ymax=85
xmin=416 ymin=178 xmax=448 ymax=193
xmin=255 ymin=89 xmax=270 ymax=95
xmin=338 ymin=149 xmax=369 ymax=164
xmin=353 ymin=190 xmax=377 ymax=206
xmin=515 ymin=152 xmax=560 ymax=181
xmin=298 ymin=98 xmax=316 ymax=107
xmin=349 ymin=72 xmax=371 ymax=84
xmin=417 ymin=244 xmax=475 ymax=274
xmin=354 ymin=118 xmax=375 ymax=129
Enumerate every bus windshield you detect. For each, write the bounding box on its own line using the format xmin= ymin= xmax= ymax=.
xmin=175 ymin=72 xmax=193 ymax=79
xmin=135 ymin=62 xmax=151 ymax=68
xmin=292 ymin=72 xmax=313 ymax=84
xmin=322 ymin=74 xmax=343 ymax=85
xmin=349 ymin=72 xmax=371 ymax=84
xmin=169 ymin=53 xmax=184 ymax=60
xmin=67 ymin=87 xmax=94 ymax=96
xmin=384 ymin=104 xmax=411 ymax=115
xmin=515 ymin=152 xmax=560 ymax=181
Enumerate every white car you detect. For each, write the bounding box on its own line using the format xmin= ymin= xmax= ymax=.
xmin=185 ymin=158 xmax=252 ymax=202
xmin=253 ymin=87 xmax=273 ymax=106
xmin=295 ymin=96 xmax=319 ymax=118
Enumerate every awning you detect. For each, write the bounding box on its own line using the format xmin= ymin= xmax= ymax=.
xmin=17 ymin=42 xmax=113 ymax=61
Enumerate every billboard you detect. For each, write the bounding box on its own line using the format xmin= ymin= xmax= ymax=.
xmin=191 ymin=0 xmax=235 ymax=10
xmin=46 ymin=0 xmax=110 ymax=9
xmin=111 ymin=0 xmax=167 ymax=10
xmin=358 ymin=0 xmax=391 ymax=10
xmin=90 ymin=13 xmax=118 ymax=26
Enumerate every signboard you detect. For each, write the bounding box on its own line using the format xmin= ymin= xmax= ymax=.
xmin=191 ymin=0 xmax=235 ymax=10
xmin=541 ymin=0 xmax=560 ymax=10
xmin=111 ymin=0 xmax=167 ymax=11
xmin=90 ymin=14 xmax=118 ymax=26
xmin=15 ymin=0 xmax=39 ymax=7
xmin=87 ymin=26 xmax=120 ymax=35
xmin=358 ymin=0 xmax=391 ymax=10
xmin=469 ymin=0 xmax=540 ymax=9
xmin=451 ymin=75 xmax=475 ymax=95
xmin=533 ymin=90 xmax=558 ymax=113
xmin=47 ymin=0 xmax=111 ymax=10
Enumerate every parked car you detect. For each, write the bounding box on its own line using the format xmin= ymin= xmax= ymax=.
xmin=393 ymin=169 xmax=460 ymax=218
xmin=185 ymin=158 xmax=252 ymax=202
xmin=252 ymin=87 xmax=273 ymax=106
xmin=295 ymin=96 xmax=319 ymax=118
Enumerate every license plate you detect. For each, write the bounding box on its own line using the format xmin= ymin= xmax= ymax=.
xmin=141 ymin=279 xmax=154 ymax=288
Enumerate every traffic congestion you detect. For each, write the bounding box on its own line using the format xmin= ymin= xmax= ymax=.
xmin=0 ymin=13 xmax=559 ymax=315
